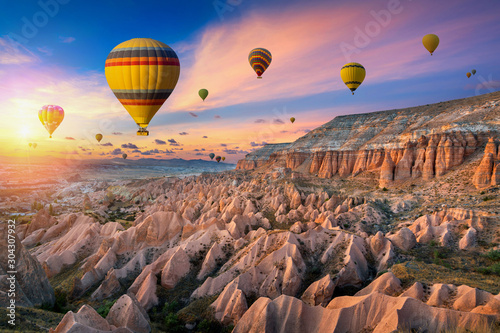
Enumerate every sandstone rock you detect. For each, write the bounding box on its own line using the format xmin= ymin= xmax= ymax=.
xmin=379 ymin=151 xmax=395 ymax=187
xmin=106 ymin=294 xmax=151 ymax=333
xmin=387 ymin=227 xmax=417 ymax=251
xmin=459 ymin=227 xmax=477 ymax=250
xmin=0 ymin=224 xmax=54 ymax=307
xmin=301 ymin=274 xmax=336 ymax=306
xmin=53 ymin=305 xmax=111 ymax=333
xmin=473 ymin=153 xmax=495 ymax=189
xmin=355 ymin=272 xmax=402 ymax=297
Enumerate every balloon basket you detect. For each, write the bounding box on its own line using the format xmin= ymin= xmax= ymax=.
xmin=137 ymin=129 xmax=149 ymax=136
xmin=257 ymin=77 xmax=262 ymax=79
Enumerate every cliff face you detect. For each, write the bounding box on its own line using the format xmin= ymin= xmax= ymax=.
xmin=472 ymin=137 xmax=500 ymax=189
xmin=237 ymin=91 xmax=500 ymax=186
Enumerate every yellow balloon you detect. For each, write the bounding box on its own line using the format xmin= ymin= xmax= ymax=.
xmin=39 ymin=105 xmax=64 ymax=138
xmin=105 ymin=38 xmax=180 ymax=136
xmin=340 ymin=63 xmax=366 ymax=95
xmin=422 ymin=34 xmax=439 ymax=55
xmin=95 ymin=133 xmax=103 ymax=142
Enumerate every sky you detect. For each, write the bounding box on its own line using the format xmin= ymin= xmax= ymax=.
xmin=1 ymin=0 xmax=500 ymax=164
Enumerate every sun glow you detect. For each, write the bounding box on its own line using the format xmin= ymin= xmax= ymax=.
xmin=19 ymin=126 xmax=30 ymax=138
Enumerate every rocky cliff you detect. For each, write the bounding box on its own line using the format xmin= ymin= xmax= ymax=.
xmin=237 ymin=92 xmax=500 ymax=187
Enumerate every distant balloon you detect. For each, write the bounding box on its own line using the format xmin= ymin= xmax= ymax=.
xmin=466 ymin=72 xmax=471 ymax=78
xmin=95 ymin=134 xmax=103 ymax=143
xmin=199 ymin=89 xmax=209 ymax=101
xmin=290 ymin=117 xmax=295 ymax=123
xmin=471 ymin=69 xmax=476 ymax=75
xmin=215 ymin=156 xmax=221 ymax=163
xmin=122 ymin=153 xmax=127 ymax=159
xmin=422 ymin=34 xmax=439 ymax=55
xmin=249 ymin=48 xmax=272 ymax=79
xmin=29 ymin=143 xmax=32 ymax=148
xmin=39 ymin=105 xmax=64 ymax=138
xmin=209 ymin=153 xmax=215 ymax=160
xmin=33 ymin=143 xmax=37 ymax=149
xmin=340 ymin=63 xmax=366 ymax=95
xmin=222 ymin=156 xmax=226 ymax=161
xmin=105 ymin=38 xmax=180 ymax=136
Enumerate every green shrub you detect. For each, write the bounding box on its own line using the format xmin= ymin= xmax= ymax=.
xmin=96 ymin=299 xmax=116 ymax=318
xmin=382 ymin=187 xmax=388 ymax=192
xmin=484 ymin=250 xmax=500 ymax=261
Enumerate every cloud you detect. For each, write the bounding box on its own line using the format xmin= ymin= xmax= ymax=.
xmin=273 ymin=119 xmax=284 ymax=124
xmin=65 ymin=137 xmax=76 ymax=140
xmin=189 ymin=112 xmax=198 ymax=118
xmin=168 ymin=138 xmax=181 ymax=146
xmin=110 ymin=148 xmax=123 ymax=155
xmin=179 ymin=132 xmax=189 ymax=135
xmin=202 ymin=136 xmax=208 ymax=138
xmin=0 ymin=37 xmax=38 ymax=64
xmin=132 ymin=149 xmax=141 ymax=153
xmin=254 ymin=119 xmax=266 ymax=123
xmin=214 ymin=115 xmax=221 ymax=119
xmin=195 ymin=152 xmax=204 ymax=156
xmin=112 ymin=132 xmax=122 ymax=135
xmin=101 ymin=142 xmax=113 ymax=146
xmin=59 ymin=36 xmax=76 ymax=43
xmin=37 ymin=46 xmax=53 ymax=56
xmin=122 ymin=143 xmax=139 ymax=149
xmin=155 ymin=139 xmax=166 ymax=145
xmin=250 ymin=141 xmax=268 ymax=147
xmin=220 ymin=143 xmax=227 ymax=147
xmin=223 ymin=148 xmax=249 ymax=155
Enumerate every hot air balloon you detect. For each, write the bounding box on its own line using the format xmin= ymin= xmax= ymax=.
xmin=290 ymin=117 xmax=295 ymax=124
xmin=422 ymin=34 xmax=439 ymax=55
xmin=249 ymin=48 xmax=272 ymax=79
xmin=466 ymin=72 xmax=471 ymax=78
xmin=215 ymin=156 xmax=221 ymax=163
xmin=29 ymin=143 xmax=32 ymax=148
xmin=95 ymin=134 xmax=103 ymax=143
xmin=33 ymin=143 xmax=37 ymax=149
xmin=199 ymin=89 xmax=209 ymax=101
xmin=209 ymin=153 xmax=215 ymax=160
xmin=122 ymin=153 xmax=127 ymax=159
xmin=39 ymin=105 xmax=64 ymax=138
xmin=340 ymin=63 xmax=366 ymax=95
xmin=222 ymin=156 xmax=226 ymax=161
xmin=472 ymin=69 xmax=476 ymax=75
xmin=105 ymin=38 xmax=180 ymax=136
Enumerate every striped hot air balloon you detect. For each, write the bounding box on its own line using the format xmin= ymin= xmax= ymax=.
xmin=340 ymin=63 xmax=366 ymax=95
xmin=105 ymin=38 xmax=180 ymax=136
xmin=39 ymin=105 xmax=64 ymax=138
xmin=249 ymin=48 xmax=272 ymax=79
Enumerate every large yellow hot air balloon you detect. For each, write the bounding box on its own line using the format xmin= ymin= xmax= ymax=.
xmin=39 ymin=105 xmax=64 ymax=138
xmin=340 ymin=63 xmax=366 ymax=95
xmin=105 ymin=38 xmax=180 ymax=136
xmin=422 ymin=34 xmax=439 ymax=55
xmin=96 ymin=133 xmax=103 ymax=143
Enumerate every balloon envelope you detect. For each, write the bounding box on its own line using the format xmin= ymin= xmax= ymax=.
xmin=209 ymin=153 xmax=215 ymax=159
xmin=105 ymin=38 xmax=180 ymax=135
xmin=340 ymin=63 xmax=366 ymax=95
xmin=29 ymin=143 xmax=32 ymax=148
xmin=39 ymin=105 xmax=64 ymax=138
xmin=290 ymin=117 xmax=295 ymax=123
xmin=249 ymin=48 xmax=272 ymax=79
xmin=122 ymin=153 xmax=127 ymax=159
xmin=215 ymin=156 xmax=221 ymax=162
xmin=95 ymin=134 xmax=103 ymax=142
xmin=422 ymin=34 xmax=439 ymax=55
xmin=33 ymin=143 xmax=37 ymax=149
xmin=222 ymin=156 xmax=226 ymax=161
xmin=471 ymin=69 xmax=476 ymax=75
xmin=199 ymin=89 xmax=209 ymax=101
xmin=466 ymin=72 xmax=471 ymax=78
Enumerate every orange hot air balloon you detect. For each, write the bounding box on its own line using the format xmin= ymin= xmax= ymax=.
xmin=39 ymin=105 xmax=64 ymax=138
xmin=466 ymin=72 xmax=471 ymax=78
xmin=33 ymin=143 xmax=37 ymax=149
xmin=96 ymin=134 xmax=103 ymax=142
